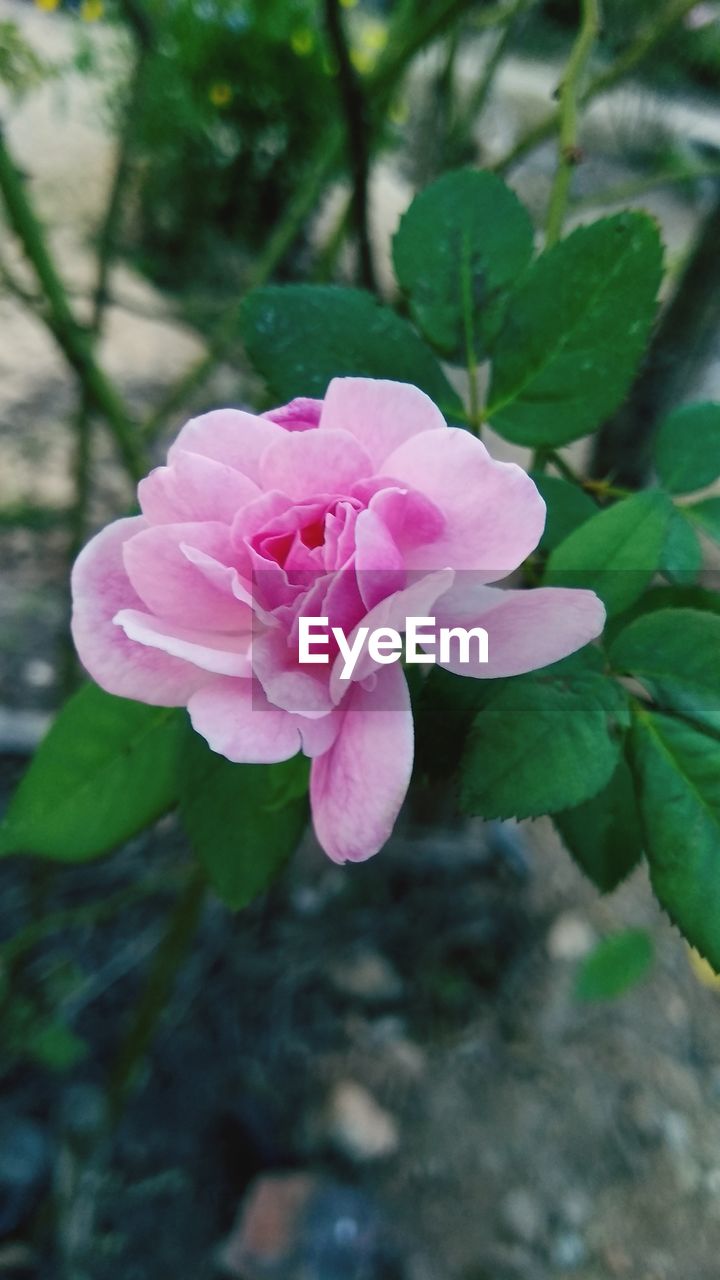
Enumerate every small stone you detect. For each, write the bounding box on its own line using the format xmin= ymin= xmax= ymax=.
xmin=326 ymin=1081 xmax=399 ymax=1162
xmin=558 ymin=1189 xmax=591 ymax=1229
xmin=500 ymin=1188 xmax=545 ymax=1245
xmin=550 ymin=1230 xmax=587 ymax=1270
xmin=220 ymin=1173 xmax=315 ymax=1275
xmin=546 ymin=913 xmax=595 ymax=961
xmin=329 ymin=949 xmax=404 ymax=1003
xmin=22 ymin=658 xmax=54 ymax=689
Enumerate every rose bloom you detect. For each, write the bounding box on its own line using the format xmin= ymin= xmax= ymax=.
xmin=72 ymin=378 xmax=604 ymax=863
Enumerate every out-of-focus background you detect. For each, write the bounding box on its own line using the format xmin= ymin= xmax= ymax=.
xmin=3 ymin=2 xmax=720 ymax=1277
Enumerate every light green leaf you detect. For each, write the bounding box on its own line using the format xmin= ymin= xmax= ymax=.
xmin=0 ymin=684 xmax=185 ymax=861
xmin=575 ymin=929 xmax=654 ymax=1001
xmin=654 ymin=402 xmax=720 ymax=494
xmin=630 ymin=709 xmax=720 ymax=969
xmin=660 ymin=508 xmax=702 ymax=585
xmin=240 ymin=285 xmax=461 ymax=418
xmin=179 ymin=733 xmax=309 ymax=910
xmin=460 ymin=672 xmax=627 ymax=820
xmin=530 ymin=472 xmax=597 ymax=553
xmin=611 ymin=607 xmax=720 ymax=734
xmin=392 ymin=167 xmax=534 ymax=360
xmin=487 ymin=212 xmax=663 ymax=445
xmin=544 ymin=490 xmax=674 ymax=616
xmin=554 ymin=758 xmax=643 ymax=892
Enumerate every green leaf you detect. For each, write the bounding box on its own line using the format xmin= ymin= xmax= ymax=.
xmin=654 ymin=402 xmax=720 ymax=494
xmin=179 ymin=732 xmax=309 ymax=910
xmin=487 ymin=212 xmax=663 ymax=446
xmin=240 ymin=285 xmax=461 ymax=418
xmin=0 ymin=684 xmax=185 ymax=861
xmin=27 ymin=1021 xmax=88 ymax=1072
xmin=530 ymin=472 xmax=597 ymax=553
xmin=630 ymin=709 xmax=720 ymax=969
xmin=554 ymin=758 xmax=643 ymax=892
xmin=391 ymin=167 xmax=534 ymax=361
xmin=544 ymin=490 xmax=674 ymax=616
xmin=660 ymin=508 xmax=702 ymax=585
xmin=686 ymin=496 xmax=720 ymax=544
xmin=460 ymin=671 xmax=627 ymax=820
xmin=574 ymin=929 xmax=654 ymax=1001
xmin=604 ymin=583 xmax=720 ymax=647
xmin=611 ymin=607 xmax=720 ymax=734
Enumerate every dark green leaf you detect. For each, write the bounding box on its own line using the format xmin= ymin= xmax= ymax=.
xmin=611 ymin=607 xmax=720 ymax=734
xmin=0 ymin=684 xmax=185 ymax=861
xmin=487 ymin=212 xmax=663 ymax=445
xmin=660 ymin=508 xmax=702 ymax=584
xmin=574 ymin=929 xmax=654 ymax=1001
xmin=179 ymin=731 xmax=308 ymax=910
xmin=460 ymin=672 xmax=627 ymax=820
xmin=630 ymin=710 xmax=720 ymax=969
xmin=655 ymin=402 xmax=720 ymax=494
xmin=544 ymin=490 xmax=674 ymax=616
xmin=554 ymin=758 xmax=643 ymax=892
xmin=604 ymin=583 xmax=720 ymax=647
xmin=686 ymin=496 xmax=720 ymax=543
xmin=530 ymin=472 xmax=597 ymax=553
xmin=241 ymin=284 xmax=461 ymax=418
xmin=392 ymin=167 xmax=534 ymax=360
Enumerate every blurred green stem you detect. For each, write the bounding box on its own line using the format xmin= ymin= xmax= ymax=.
xmin=0 ymin=130 xmax=145 ymax=482
xmin=494 ymin=0 xmax=700 ymax=175
xmin=106 ymin=864 xmax=207 ymax=1125
xmin=545 ymin=0 xmax=600 ymax=246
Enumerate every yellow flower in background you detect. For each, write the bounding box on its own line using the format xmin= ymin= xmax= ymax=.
xmin=80 ymin=0 xmax=104 ymax=20
xmin=35 ymin=0 xmax=61 ymax=11
xmin=350 ymin=17 xmax=388 ymax=75
xmin=688 ymin=946 xmax=720 ymax=989
xmin=291 ymin=27 xmax=315 ymax=57
xmin=209 ymin=81 xmax=233 ymax=107
xmin=340 ymin=0 xmax=359 ymax=7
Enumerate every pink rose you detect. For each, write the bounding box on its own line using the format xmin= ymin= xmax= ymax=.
xmin=71 ymin=378 xmax=604 ymax=863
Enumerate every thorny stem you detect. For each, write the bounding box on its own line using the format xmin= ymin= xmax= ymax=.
xmin=461 ymin=229 xmax=482 ymax=434
xmin=324 ymin=0 xmax=377 ymax=291
xmin=545 ymin=0 xmax=600 ymax=246
xmin=493 ymin=0 xmax=700 ymax=176
xmin=547 ymin=448 xmax=630 ymax=498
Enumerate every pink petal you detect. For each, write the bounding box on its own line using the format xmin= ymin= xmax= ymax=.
xmin=319 ymin=378 xmax=445 ymax=468
xmin=382 ymin=428 xmax=546 ymax=578
xmin=251 ymin=627 xmax=335 ymax=717
xmin=123 ymin=522 xmax=250 ymax=631
xmin=263 ymin=398 xmax=323 ymax=431
xmin=310 ymin=663 xmax=413 ymax=863
xmin=188 ymin=676 xmax=305 ymax=764
xmin=114 ymin=609 xmax=253 ymax=677
xmin=433 ymin=583 xmax=606 ymax=677
xmin=259 ymin=428 xmax=373 ymax=499
xmin=138 ymin=450 xmax=259 ymax=525
xmin=329 ymin=568 xmax=454 ymax=699
xmin=354 ymin=507 xmax=405 ymax=610
xmin=71 ymin=517 xmax=207 ymax=705
xmin=169 ymin=408 xmax=284 ymax=482
xmin=362 ymin=484 xmax=445 ymax=552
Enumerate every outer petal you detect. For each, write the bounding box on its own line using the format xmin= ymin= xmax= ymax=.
xmin=168 ymin=408 xmax=284 ymax=482
xmin=123 ymin=522 xmax=250 ymax=631
xmin=188 ymin=676 xmax=307 ymax=763
xmin=259 ymin=428 xmax=372 ymax=499
xmin=319 ymin=378 xmax=445 ymax=468
xmin=263 ymin=398 xmax=323 ymax=431
xmin=114 ymin=609 xmax=253 ymax=678
xmin=310 ymin=662 xmax=413 ymax=864
xmin=433 ymin=583 xmax=606 ymax=677
xmin=138 ymin=450 xmax=259 ymax=525
xmin=71 ymin=518 xmax=207 ymax=705
xmin=382 ymin=428 xmax=546 ymax=578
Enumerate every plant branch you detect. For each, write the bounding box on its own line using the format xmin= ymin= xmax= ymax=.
xmin=323 ymin=0 xmax=376 ymax=291
xmin=0 ymin=128 xmax=145 ymax=482
xmin=545 ymin=0 xmax=600 ymax=246
xmin=494 ymin=0 xmax=700 ymax=175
